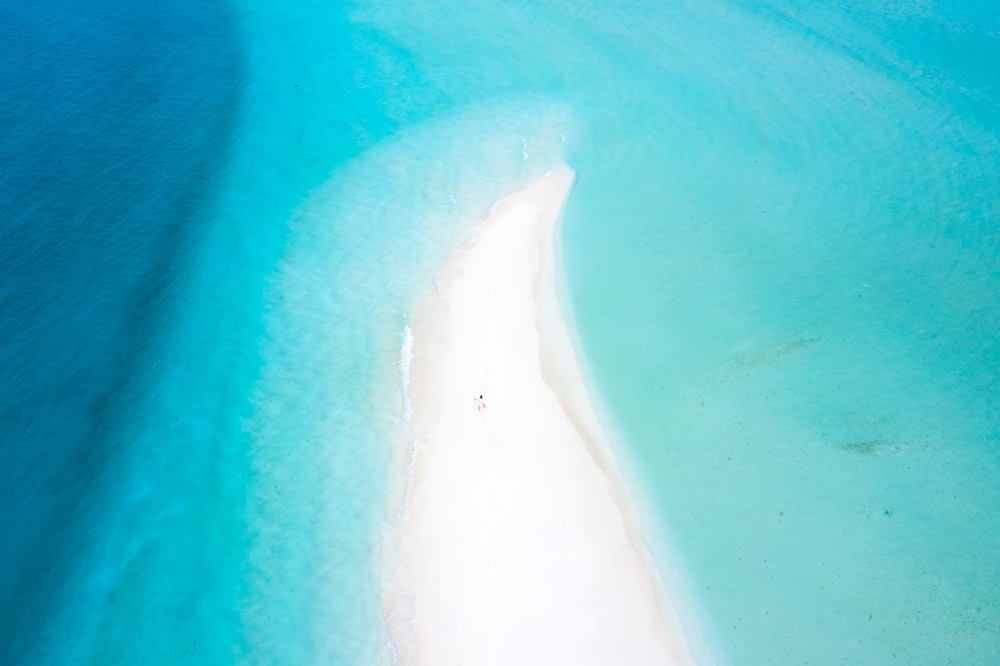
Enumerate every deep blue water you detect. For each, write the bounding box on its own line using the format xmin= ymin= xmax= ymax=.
xmin=3 ymin=0 xmax=999 ymax=664
xmin=0 ymin=0 xmax=241 ymax=660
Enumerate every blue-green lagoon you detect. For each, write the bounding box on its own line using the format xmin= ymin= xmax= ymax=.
xmin=2 ymin=0 xmax=997 ymax=664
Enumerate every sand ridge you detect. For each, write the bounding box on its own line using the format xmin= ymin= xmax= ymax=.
xmin=385 ymin=167 xmax=696 ymax=665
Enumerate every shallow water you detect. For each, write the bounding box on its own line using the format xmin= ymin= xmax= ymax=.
xmin=2 ymin=0 xmax=997 ymax=663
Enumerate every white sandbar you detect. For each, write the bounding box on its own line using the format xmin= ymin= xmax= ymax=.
xmin=387 ymin=168 xmax=696 ymax=665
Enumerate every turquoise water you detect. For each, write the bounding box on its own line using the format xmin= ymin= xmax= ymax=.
xmin=559 ymin=2 xmax=1000 ymax=663
xmin=3 ymin=0 xmax=998 ymax=664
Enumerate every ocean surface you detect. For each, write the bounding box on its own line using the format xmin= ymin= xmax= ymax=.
xmin=1 ymin=0 xmax=997 ymax=664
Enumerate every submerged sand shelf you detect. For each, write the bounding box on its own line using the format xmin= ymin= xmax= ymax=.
xmin=385 ymin=168 xmax=696 ymax=665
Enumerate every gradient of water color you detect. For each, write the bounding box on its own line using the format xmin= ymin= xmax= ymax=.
xmin=1 ymin=0 xmax=997 ymax=664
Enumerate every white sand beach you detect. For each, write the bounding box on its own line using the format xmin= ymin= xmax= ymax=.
xmin=386 ymin=168 xmax=696 ymax=665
